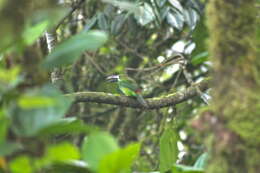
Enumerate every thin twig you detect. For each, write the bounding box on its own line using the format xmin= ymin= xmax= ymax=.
xmin=84 ymin=53 xmax=107 ymax=76
xmin=178 ymin=54 xmax=210 ymax=105
xmin=55 ymin=0 xmax=86 ymax=31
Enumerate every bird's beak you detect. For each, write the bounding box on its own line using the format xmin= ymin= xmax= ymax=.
xmin=106 ymin=75 xmax=118 ymax=82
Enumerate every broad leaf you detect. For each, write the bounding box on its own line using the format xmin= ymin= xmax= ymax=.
xmin=42 ymin=30 xmax=108 ymax=70
xmin=23 ymin=20 xmax=49 ymax=46
xmin=84 ymin=16 xmax=98 ymax=31
xmin=159 ymin=128 xmax=178 ymax=173
xmin=44 ymin=160 xmax=89 ymax=173
xmin=111 ymin=14 xmax=126 ymax=35
xmin=99 ymin=143 xmax=140 ymax=173
xmin=134 ymin=3 xmax=155 ymax=26
xmin=35 ymin=142 xmax=80 ymax=170
xmin=168 ymin=0 xmax=183 ymax=13
xmin=183 ymin=8 xmax=199 ymax=31
xmin=81 ymin=132 xmax=119 ymax=171
xmin=98 ymin=13 xmax=109 ymax=31
xmin=191 ymin=52 xmax=209 ymax=65
xmin=172 ymin=164 xmax=204 ymax=173
xmin=9 ymin=156 xmax=32 ymax=173
xmin=167 ymin=11 xmax=184 ymax=30
xmin=10 ymin=85 xmax=73 ymax=137
xmin=193 ymin=153 xmax=208 ymax=169
xmin=0 ymin=142 xmax=22 ymax=156
xmin=37 ymin=118 xmax=96 ymax=137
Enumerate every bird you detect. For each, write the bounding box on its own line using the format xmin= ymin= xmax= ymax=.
xmin=106 ymin=75 xmax=148 ymax=107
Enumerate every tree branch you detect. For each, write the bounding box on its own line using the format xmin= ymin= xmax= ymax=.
xmin=66 ymin=79 xmax=210 ymax=109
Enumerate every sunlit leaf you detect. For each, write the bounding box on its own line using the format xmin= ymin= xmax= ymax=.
xmin=23 ymin=20 xmax=49 ymax=46
xmin=9 ymin=156 xmax=32 ymax=173
xmin=81 ymin=132 xmax=119 ymax=171
xmin=0 ymin=66 xmax=20 ymax=84
xmin=193 ymin=153 xmax=209 ymax=169
xmin=44 ymin=160 xmax=89 ymax=173
xmin=134 ymin=3 xmax=155 ymax=26
xmin=42 ymin=30 xmax=108 ymax=70
xmin=99 ymin=143 xmax=140 ymax=173
xmin=102 ymin=0 xmax=139 ymax=13
xmin=183 ymin=8 xmax=199 ymax=30
xmin=157 ymin=0 xmax=167 ymax=7
xmin=160 ymin=6 xmax=170 ymax=20
xmin=0 ymin=67 xmax=22 ymax=94
xmin=167 ymin=11 xmax=184 ymax=30
xmin=159 ymin=128 xmax=178 ymax=173
xmin=0 ymin=109 xmax=8 ymax=143
xmin=18 ymin=96 xmax=56 ymax=109
xmin=35 ymin=142 xmax=80 ymax=170
xmin=0 ymin=0 xmax=6 ymax=10
xmin=169 ymin=0 xmax=183 ymax=13
xmin=172 ymin=164 xmax=204 ymax=173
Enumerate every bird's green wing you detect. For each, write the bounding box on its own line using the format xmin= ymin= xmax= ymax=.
xmin=119 ymin=79 xmax=138 ymax=91
xmin=119 ymin=85 xmax=137 ymax=97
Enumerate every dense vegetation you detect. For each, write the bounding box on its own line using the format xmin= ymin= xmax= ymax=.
xmin=0 ymin=0 xmax=259 ymax=173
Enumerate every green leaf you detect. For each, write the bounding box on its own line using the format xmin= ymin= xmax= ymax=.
xmin=193 ymin=153 xmax=209 ymax=169
xmin=191 ymin=19 xmax=208 ymax=58
xmin=84 ymin=16 xmax=97 ymax=31
xmin=0 ymin=142 xmax=22 ymax=156
xmin=183 ymin=8 xmax=199 ymax=31
xmin=111 ymin=14 xmax=126 ymax=35
xmin=37 ymin=118 xmax=96 ymax=137
xmin=35 ymin=142 xmax=80 ymax=170
xmin=172 ymin=164 xmax=204 ymax=173
xmin=41 ymin=30 xmax=108 ymax=70
xmin=22 ymin=20 xmax=49 ymax=46
xmin=0 ymin=0 xmax=6 ymax=10
xmin=98 ymin=13 xmax=109 ymax=31
xmin=168 ymin=0 xmax=183 ymax=13
xmin=0 ymin=109 xmax=8 ymax=143
xmin=81 ymin=132 xmax=119 ymax=171
xmin=9 ymin=156 xmax=32 ymax=173
xmin=167 ymin=11 xmax=184 ymax=30
xmin=0 ymin=8 xmax=67 ymax=54
xmin=99 ymin=143 xmax=140 ymax=173
xmin=43 ymin=160 xmax=89 ymax=173
xmin=18 ymin=96 xmax=56 ymax=109
xmin=134 ymin=3 xmax=155 ymax=26
xmin=10 ymin=85 xmax=73 ymax=137
xmin=159 ymin=128 xmax=178 ymax=173
xmin=191 ymin=52 xmax=209 ymax=66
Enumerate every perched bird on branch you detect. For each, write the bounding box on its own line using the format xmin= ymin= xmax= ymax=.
xmin=106 ymin=75 xmax=148 ymax=107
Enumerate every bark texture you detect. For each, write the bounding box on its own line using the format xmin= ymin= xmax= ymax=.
xmin=66 ymin=79 xmax=210 ymax=109
xmin=206 ymin=0 xmax=260 ymax=172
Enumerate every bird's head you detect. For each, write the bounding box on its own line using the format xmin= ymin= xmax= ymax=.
xmin=106 ymin=75 xmax=120 ymax=82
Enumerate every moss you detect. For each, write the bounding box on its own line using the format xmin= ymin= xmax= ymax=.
xmin=205 ymin=0 xmax=260 ymax=172
xmin=207 ymin=156 xmax=229 ymax=173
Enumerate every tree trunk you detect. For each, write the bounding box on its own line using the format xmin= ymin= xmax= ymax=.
xmin=206 ymin=0 xmax=260 ymax=172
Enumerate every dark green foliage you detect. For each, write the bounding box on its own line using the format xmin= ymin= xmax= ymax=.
xmin=0 ymin=0 xmax=211 ymax=172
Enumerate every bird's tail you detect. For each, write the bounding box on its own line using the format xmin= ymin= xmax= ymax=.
xmin=136 ymin=94 xmax=148 ymax=108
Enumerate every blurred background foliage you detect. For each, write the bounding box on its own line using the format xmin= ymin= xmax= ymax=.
xmin=0 ymin=0 xmax=211 ymax=172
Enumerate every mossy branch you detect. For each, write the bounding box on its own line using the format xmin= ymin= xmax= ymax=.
xmin=66 ymin=79 xmax=210 ymax=109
